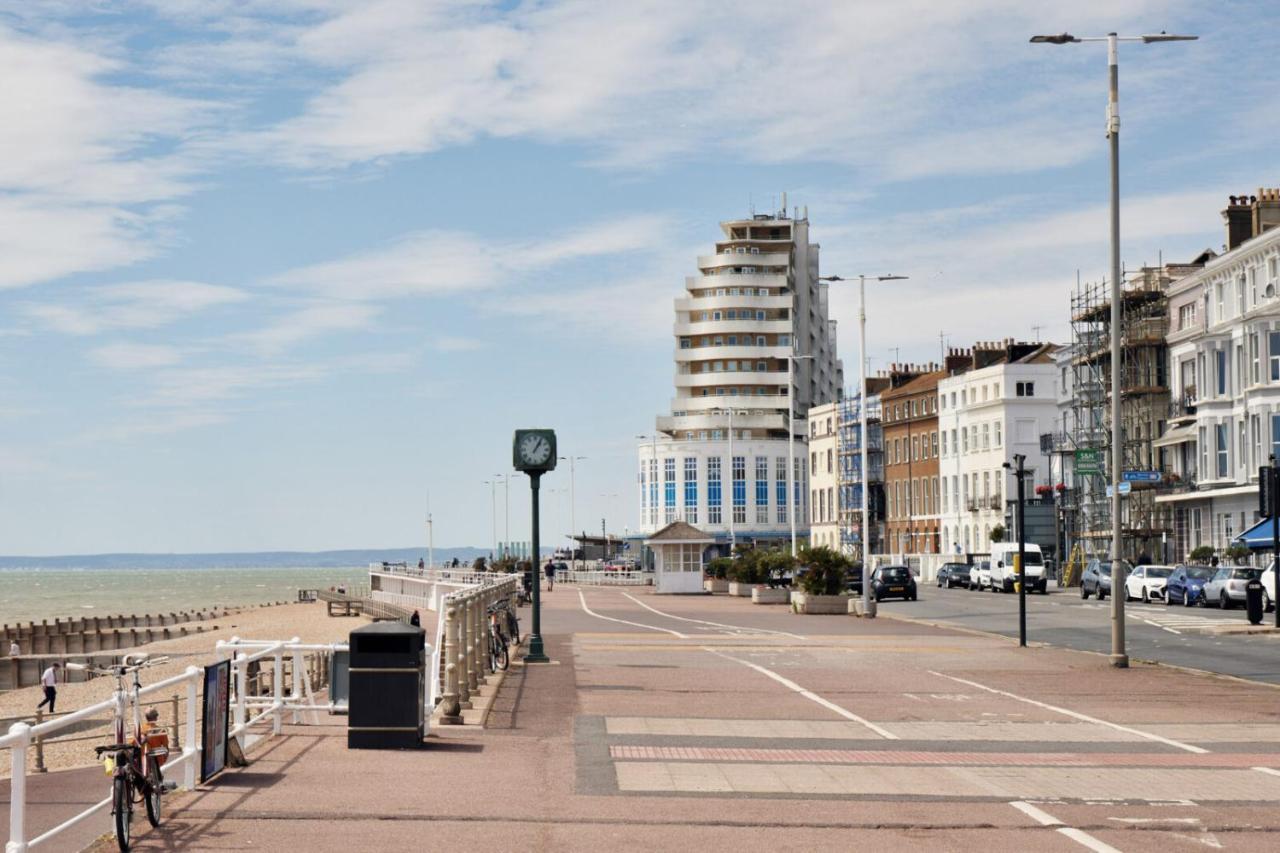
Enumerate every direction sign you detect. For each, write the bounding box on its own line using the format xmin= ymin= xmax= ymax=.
xmin=1105 ymin=482 xmax=1133 ymax=497
xmin=1122 ymin=470 xmax=1162 ymax=483
xmin=1075 ymin=448 xmax=1101 ymax=475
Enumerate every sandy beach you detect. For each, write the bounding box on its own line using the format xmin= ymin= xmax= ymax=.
xmin=1 ymin=601 xmax=378 ymax=778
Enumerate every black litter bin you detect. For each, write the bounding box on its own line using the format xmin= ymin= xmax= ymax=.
xmin=348 ymin=621 xmax=426 ymax=749
xmin=1245 ymin=578 xmax=1265 ymax=625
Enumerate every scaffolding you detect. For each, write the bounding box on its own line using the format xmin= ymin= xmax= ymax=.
xmin=1067 ymin=265 xmax=1174 ymax=558
xmin=837 ymin=391 xmax=884 ymax=559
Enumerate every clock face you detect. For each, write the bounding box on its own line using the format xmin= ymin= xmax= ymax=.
xmin=519 ymin=433 xmax=552 ymax=467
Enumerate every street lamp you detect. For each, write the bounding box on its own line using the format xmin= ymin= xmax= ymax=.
xmin=1031 ymin=29 xmax=1197 ymax=669
xmin=559 ymin=455 xmax=586 ymax=568
xmin=787 ymin=352 xmax=814 ymax=558
xmin=599 ymin=493 xmax=619 ymax=562
xmin=482 ymin=479 xmax=499 ymax=560
xmin=493 ymin=474 xmax=510 ymax=558
xmin=822 ymin=274 xmax=909 ymax=618
xmin=712 ymin=408 xmax=736 ymax=553
xmin=636 ymin=434 xmax=660 ymax=530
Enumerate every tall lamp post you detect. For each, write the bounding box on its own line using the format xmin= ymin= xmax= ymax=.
xmin=492 ymin=474 xmax=510 ymax=558
xmin=712 ymin=408 xmax=737 ymax=553
xmin=1031 ymin=29 xmax=1197 ymax=668
xmin=483 ymin=479 xmax=499 ymax=559
xmin=822 ymin=274 xmax=909 ymax=618
xmin=787 ymin=352 xmax=815 ymax=557
xmin=559 ymin=455 xmax=586 ymax=569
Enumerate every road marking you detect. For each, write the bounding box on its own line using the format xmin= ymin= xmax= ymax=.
xmin=929 ymin=670 xmax=1209 ymax=754
xmin=1010 ymin=801 xmax=1122 ymax=853
xmin=577 ymin=590 xmax=687 ymax=638
xmin=621 ymin=591 xmax=806 ymax=639
xmin=705 ymin=648 xmax=897 ymax=739
xmin=1253 ymin=765 xmax=1280 ymax=778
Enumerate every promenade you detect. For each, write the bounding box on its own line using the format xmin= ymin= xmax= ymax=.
xmin=102 ymin=586 xmax=1280 ymax=852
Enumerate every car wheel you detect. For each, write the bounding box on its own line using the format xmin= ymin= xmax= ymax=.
xmin=1098 ymin=588 xmax=1106 ymax=601
xmin=1141 ymin=588 xmax=1150 ymax=604
xmin=1220 ymin=592 xmax=1232 ymax=610
xmin=1081 ymin=584 xmax=1089 ymax=599
xmin=1197 ymin=592 xmax=1206 ymax=607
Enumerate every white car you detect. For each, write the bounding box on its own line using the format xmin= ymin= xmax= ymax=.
xmin=1201 ymin=565 xmax=1264 ymax=609
xmin=968 ymin=560 xmax=992 ymax=591
xmin=1125 ymin=564 xmax=1175 ymax=603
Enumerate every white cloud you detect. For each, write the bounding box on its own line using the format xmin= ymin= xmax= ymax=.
xmin=23 ymin=280 xmax=248 ymax=335
xmin=89 ymin=342 xmax=185 ymax=370
xmin=433 ymin=336 xmax=483 ymax=352
xmin=232 ymin=302 xmax=383 ymax=355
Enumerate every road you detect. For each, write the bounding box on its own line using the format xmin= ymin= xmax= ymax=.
xmin=898 ymin=579 xmax=1280 ymax=683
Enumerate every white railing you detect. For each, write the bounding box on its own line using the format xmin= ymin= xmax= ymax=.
xmin=3 ymin=666 xmax=202 ymax=853
xmin=216 ymin=638 xmax=349 ymax=735
xmin=559 ymin=570 xmax=651 ymax=586
xmin=436 ymin=574 xmax=518 ymax=724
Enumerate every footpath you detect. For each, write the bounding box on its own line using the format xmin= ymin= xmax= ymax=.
xmin=86 ymin=587 xmax=1280 ymax=851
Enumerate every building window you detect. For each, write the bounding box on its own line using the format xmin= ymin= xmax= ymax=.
xmin=941 ymin=431 xmax=948 ymax=455
xmin=1015 ymin=381 xmax=1035 ymax=397
xmin=664 ymin=458 xmax=677 ymax=523
xmin=649 ymin=459 xmax=659 ymax=526
xmin=1217 ymin=423 xmax=1229 ymax=478
xmin=931 ymin=431 xmax=938 ymax=457
xmin=1216 ymin=349 xmax=1227 ymax=395
xmin=962 ymin=428 xmax=968 ymax=452
xmin=1269 ymin=332 xmax=1280 ymax=381
xmin=982 ymin=423 xmax=990 ymax=450
xmin=708 ymin=457 xmax=722 ymax=524
xmin=756 ymin=456 xmax=769 ymax=523
xmin=827 ymin=448 xmax=833 ymax=473
xmin=733 ymin=456 xmax=746 ymax=524
xmin=776 ymin=456 xmax=788 ymax=523
xmin=995 ymin=422 xmax=1002 ymax=447
xmin=1272 ymin=415 xmax=1280 ymax=464
xmin=684 ymin=458 xmax=698 ymax=523
xmin=1216 ymin=282 xmax=1224 ymax=322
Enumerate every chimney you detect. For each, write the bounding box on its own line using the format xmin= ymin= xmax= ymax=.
xmin=1224 ymin=194 xmax=1253 ymax=250
xmin=1255 ymin=188 xmax=1280 ymax=238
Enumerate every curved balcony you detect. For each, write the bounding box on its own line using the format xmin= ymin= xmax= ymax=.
xmin=674 ymin=294 xmax=792 ymax=313
xmin=687 ymin=273 xmax=789 ymax=292
xmin=697 ymin=252 xmax=790 ymax=271
xmin=675 ymin=346 xmax=791 ymax=363
xmin=675 ymin=372 xmax=787 ymax=389
xmin=672 ymin=396 xmax=789 ymax=414
xmin=657 ymin=412 xmax=788 ymax=433
xmin=673 ymin=319 xmax=792 ymax=337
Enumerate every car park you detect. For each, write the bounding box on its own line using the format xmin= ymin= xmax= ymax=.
xmin=870 ymin=565 xmax=917 ymax=602
xmin=1165 ymin=565 xmax=1215 ymax=606
xmin=1201 ymin=566 xmax=1264 ymax=609
xmin=1081 ymin=558 xmax=1128 ymax=600
xmin=936 ymin=562 xmax=970 ymax=588
xmin=968 ymin=560 xmax=992 ymax=591
xmin=1125 ymin=564 xmax=1175 ymax=602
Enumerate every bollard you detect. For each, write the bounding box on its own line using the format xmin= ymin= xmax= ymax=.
xmin=10 ymin=722 xmax=30 ymax=849
xmin=440 ymin=599 xmax=463 ymax=723
xmin=33 ymin=709 xmax=46 ymax=773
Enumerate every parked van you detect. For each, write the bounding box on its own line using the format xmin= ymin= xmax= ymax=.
xmin=988 ymin=542 xmax=1048 ymax=593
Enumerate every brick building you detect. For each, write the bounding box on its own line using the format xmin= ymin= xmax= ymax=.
xmin=881 ymin=365 xmax=944 ymax=554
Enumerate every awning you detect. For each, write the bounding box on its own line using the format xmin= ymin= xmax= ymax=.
xmin=1236 ymin=516 xmax=1280 ymax=549
xmin=1153 ymin=423 xmax=1196 ymax=448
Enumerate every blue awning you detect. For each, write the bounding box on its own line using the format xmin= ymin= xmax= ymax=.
xmin=1235 ymin=516 xmax=1280 ymax=549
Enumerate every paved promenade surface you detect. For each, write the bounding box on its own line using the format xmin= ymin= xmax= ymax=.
xmin=100 ymin=588 xmax=1280 ymax=852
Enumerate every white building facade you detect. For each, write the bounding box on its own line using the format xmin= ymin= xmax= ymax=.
xmin=1158 ymin=192 xmax=1280 ymax=556
xmin=638 ymin=206 xmax=842 ymax=550
xmin=808 ymin=402 xmax=840 ymax=550
xmin=938 ymin=344 xmax=1060 ymax=555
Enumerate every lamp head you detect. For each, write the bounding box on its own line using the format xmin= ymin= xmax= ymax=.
xmin=1142 ymin=32 xmax=1197 ymax=43
xmin=1030 ymin=33 xmax=1079 ymax=44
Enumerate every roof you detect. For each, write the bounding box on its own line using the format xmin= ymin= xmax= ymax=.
xmin=645 ymin=521 xmax=716 ymax=544
xmin=880 ymin=369 xmax=944 ymax=400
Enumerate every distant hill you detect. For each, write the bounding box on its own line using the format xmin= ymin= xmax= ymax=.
xmin=0 ymin=547 xmax=518 ymax=570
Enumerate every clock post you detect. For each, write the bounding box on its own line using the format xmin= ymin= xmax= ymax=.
xmin=514 ymin=429 xmax=556 ymax=663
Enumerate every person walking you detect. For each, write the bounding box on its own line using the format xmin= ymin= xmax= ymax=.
xmin=409 ymin=609 xmax=421 ymax=628
xmin=544 ymin=559 xmax=555 ymax=593
xmin=36 ymin=662 xmax=60 ymax=714
xmin=8 ymin=639 xmax=19 ymax=657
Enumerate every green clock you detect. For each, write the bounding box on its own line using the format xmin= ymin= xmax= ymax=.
xmin=513 ymin=429 xmax=557 ymax=473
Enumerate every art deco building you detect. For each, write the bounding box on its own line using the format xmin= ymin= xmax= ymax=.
xmin=637 ymin=203 xmax=842 ymax=551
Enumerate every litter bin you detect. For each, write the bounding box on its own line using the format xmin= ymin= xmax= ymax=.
xmin=348 ymin=621 xmax=426 ymax=749
xmin=1245 ymin=578 xmax=1265 ymax=625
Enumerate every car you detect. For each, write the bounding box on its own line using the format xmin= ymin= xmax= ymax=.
xmin=988 ymin=543 xmax=1049 ymax=594
xmin=1081 ymin=558 xmax=1129 ymax=600
xmin=844 ymin=568 xmax=864 ymax=595
xmin=1125 ymin=564 xmax=1175 ymax=603
xmin=870 ymin=565 xmax=917 ymax=601
xmin=1201 ymin=565 xmax=1264 ymax=609
xmin=1165 ymin=565 xmax=1216 ymax=606
xmin=969 ymin=560 xmax=992 ymax=591
xmin=936 ymin=562 xmax=970 ymax=588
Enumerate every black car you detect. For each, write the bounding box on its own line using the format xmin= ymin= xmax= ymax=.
xmin=936 ymin=562 xmax=970 ymax=589
xmin=1081 ymin=558 xmax=1128 ymax=600
xmin=871 ymin=565 xmax=917 ymax=602
xmin=844 ymin=567 xmax=864 ymax=595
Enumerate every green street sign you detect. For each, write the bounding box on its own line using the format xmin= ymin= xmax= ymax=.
xmin=1075 ymin=448 xmax=1101 ymax=475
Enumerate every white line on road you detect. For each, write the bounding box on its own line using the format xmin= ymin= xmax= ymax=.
xmin=928 ymin=670 xmax=1209 ymax=754
xmin=1010 ymin=801 xmax=1121 ymax=853
xmin=621 ymin=591 xmax=806 ymax=639
xmin=706 ymin=648 xmax=897 ymax=739
xmin=1253 ymin=765 xmax=1280 ymax=778
xmin=577 ymin=590 xmax=688 ymax=638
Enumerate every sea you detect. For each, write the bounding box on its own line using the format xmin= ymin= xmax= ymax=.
xmin=0 ymin=566 xmax=369 ymax=626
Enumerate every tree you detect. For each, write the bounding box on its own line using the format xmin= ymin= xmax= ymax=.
xmin=1224 ymin=543 xmax=1251 ymax=565
xmin=989 ymin=524 xmax=1006 ymax=543
xmin=796 ymin=546 xmax=851 ymax=596
xmin=1189 ymin=545 xmax=1215 ymax=564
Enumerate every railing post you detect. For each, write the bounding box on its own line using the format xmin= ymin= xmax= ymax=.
xmin=291 ymin=649 xmax=304 ymax=724
xmin=272 ymin=645 xmax=284 ymax=735
xmin=170 ymin=694 xmax=181 ymax=749
xmin=8 ymin=721 xmax=30 ymax=853
xmin=183 ymin=667 xmax=199 ymax=791
xmin=32 ymin=709 xmax=45 ymax=774
xmin=472 ymin=591 xmax=486 ymax=687
xmin=233 ymin=653 xmax=247 ymax=736
xmin=459 ymin=597 xmax=474 ymax=708
xmin=440 ymin=599 xmax=462 ymax=724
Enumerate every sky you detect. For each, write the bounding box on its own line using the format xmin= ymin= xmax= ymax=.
xmin=1 ymin=1 xmax=1277 ymax=556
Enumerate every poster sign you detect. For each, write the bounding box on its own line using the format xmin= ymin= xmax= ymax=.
xmin=201 ymin=660 xmax=231 ymax=782
xmin=1075 ymin=448 xmax=1101 ymax=475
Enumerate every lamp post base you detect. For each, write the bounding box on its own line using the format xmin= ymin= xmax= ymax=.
xmin=524 ymin=634 xmax=549 ymax=663
xmin=1109 ymin=654 xmax=1129 ymax=669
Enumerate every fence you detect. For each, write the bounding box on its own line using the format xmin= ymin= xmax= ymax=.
xmin=436 ymin=574 xmax=518 ymax=724
xmin=558 ymin=569 xmax=650 ymax=586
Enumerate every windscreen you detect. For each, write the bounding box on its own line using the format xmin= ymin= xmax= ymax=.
xmin=1231 ymin=568 xmax=1262 ymax=580
xmin=881 ymin=568 xmax=910 ymax=581
xmin=1185 ymin=567 xmax=1214 ymax=580
xmin=1145 ymin=567 xmax=1173 ymax=578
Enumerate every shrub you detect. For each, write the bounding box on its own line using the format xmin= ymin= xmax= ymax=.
xmin=1188 ymin=545 xmax=1215 ymax=563
xmin=1224 ymin=543 xmax=1252 ymax=565
xmin=989 ymin=524 xmax=1006 ymax=543
xmin=707 ymin=556 xmax=733 ymax=580
xmin=796 ymin=546 xmax=850 ymax=596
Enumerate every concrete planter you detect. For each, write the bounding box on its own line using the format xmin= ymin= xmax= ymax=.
xmin=703 ymin=579 xmax=729 ymax=594
xmin=728 ymin=582 xmax=755 ymax=597
xmin=752 ymin=587 xmax=790 ymax=605
xmin=791 ymin=592 xmax=848 ymax=614
xmin=848 ymin=597 xmax=878 ymax=617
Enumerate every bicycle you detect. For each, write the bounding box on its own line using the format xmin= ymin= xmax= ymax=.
xmin=70 ymin=653 xmax=176 ymax=852
xmin=487 ymin=600 xmax=521 ymax=672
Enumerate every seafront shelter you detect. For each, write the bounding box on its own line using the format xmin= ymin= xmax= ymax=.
xmin=645 ymin=521 xmax=714 ymax=593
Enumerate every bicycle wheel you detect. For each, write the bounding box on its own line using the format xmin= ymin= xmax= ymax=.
xmin=507 ymin=611 xmax=520 ymax=644
xmin=495 ymin=637 xmax=509 ymax=671
xmin=145 ymin=762 xmax=163 ymax=828
xmin=113 ymin=773 xmax=132 ymax=852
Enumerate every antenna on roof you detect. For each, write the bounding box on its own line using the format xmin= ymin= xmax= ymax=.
xmin=1031 ymin=325 xmax=1043 ymax=342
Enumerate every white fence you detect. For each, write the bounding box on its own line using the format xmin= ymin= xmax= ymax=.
xmin=3 ymin=639 xmax=345 ymax=853
xmin=559 ymin=570 xmax=650 ymax=586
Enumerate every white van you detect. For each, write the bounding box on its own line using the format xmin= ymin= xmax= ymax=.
xmin=988 ymin=543 xmax=1048 ymax=594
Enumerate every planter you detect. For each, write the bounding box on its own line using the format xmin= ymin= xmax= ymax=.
xmin=728 ymin=581 xmax=755 ymax=597
xmin=704 ymin=578 xmax=729 ymax=593
xmin=848 ymin=597 xmax=877 ymax=617
xmin=790 ymin=592 xmax=848 ymax=614
xmin=752 ymin=587 xmax=790 ymax=605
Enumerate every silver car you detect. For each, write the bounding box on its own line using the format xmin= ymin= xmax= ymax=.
xmin=1200 ymin=566 xmax=1263 ymax=609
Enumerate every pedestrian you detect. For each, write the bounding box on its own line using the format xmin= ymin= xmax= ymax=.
xmin=8 ymin=639 xmax=19 ymax=657
xmin=544 ymin=559 xmax=555 ymax=592
xmin=410 ymin=609 xmax=421 ymax=627
xmin=418 ymin=557 xmax=425 ymax=570
xmin=36 ymin=662 xmax=60 ymax=715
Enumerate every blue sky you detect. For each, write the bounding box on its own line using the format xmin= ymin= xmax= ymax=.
xmin=1 ymin=1 xmax=1277 ymax=555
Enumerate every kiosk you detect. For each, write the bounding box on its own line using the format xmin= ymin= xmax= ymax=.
xmin=646 ymin=521 xmax=715 ymax=594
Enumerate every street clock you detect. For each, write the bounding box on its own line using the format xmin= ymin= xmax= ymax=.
xmin=513 ymin=429 xmax=557 ymax=473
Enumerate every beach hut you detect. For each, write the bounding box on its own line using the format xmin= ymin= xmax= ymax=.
xmin=645 ymin=521 xmax=714 ymax=594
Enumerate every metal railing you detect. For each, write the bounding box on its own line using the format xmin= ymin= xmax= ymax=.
xmin=559 ymin=570 xmax=650 ymax=586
